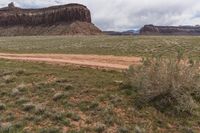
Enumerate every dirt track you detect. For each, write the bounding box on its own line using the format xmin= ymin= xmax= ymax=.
xmin=0 ymin=53 xmax=141 ymax=70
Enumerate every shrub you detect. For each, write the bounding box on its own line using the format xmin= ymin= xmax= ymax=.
xmin=22 ymin=103 xmax=35 ymax=111
xmin=16 ymin=97 xmax=29 ymax=104
xmin=126 ymin=56 xmax=200 ymax=116
xmin=16 ymin=83 xmax=28 ymax=92
xmin=66 ymin=112 xmax=80 ymax=121
xmin=0 ymin=103 xmax=6 ymax=110
xmin=3 ymin=75 xmax=15 ymax=83
xmin=0 ymin=122 xmax=14 ymax=132
xmin=94 ymin=123 xmax=106 ymax=133
xmin=53 ymin=92 xmax=64 ymax=101
xmin=11 ymin=88 xmax=20 ymax=96
xmin=35 ymin=105 xmax=46 ymax=115
xmin=39 ymin=128 xmax=61 ymax=133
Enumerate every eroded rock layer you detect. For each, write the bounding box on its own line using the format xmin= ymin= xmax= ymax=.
xmin=140 ymin=25 xmax=200 ymax=35
xmin=0 ymin=2 xmax=102 ymax=35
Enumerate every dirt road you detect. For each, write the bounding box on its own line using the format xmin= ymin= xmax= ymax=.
xmin=0 ymin=53 xmax=141 ymax=70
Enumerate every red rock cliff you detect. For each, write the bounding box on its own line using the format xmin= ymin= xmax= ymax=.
xmin=0 ymin=2 xmax=101 ymax=35
xmin=140 ymin=24 xmax=200 ymax=35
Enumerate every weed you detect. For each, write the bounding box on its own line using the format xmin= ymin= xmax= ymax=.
xmin=35 ymin=105 xmax=46 ymax=115
xmin=53 ymin=92 xmax=64 ymax=101
xmin=16 ymin=83 xmax=28 ymax=92
xmin=39 ymin=128 xmax=61 ymax=133
xmin=66 ymin=112 xmax=80 ymax=121
xmin=16 ymin=97 xmax=29 ymax=104
xmin=22 ymin=103 xmax=35 ymax=111
xmin=134 ymin=125 xmax=145 ymax=133
xmin=15 ymin=69 xmax=26 ymax=76
xmin=11 ymin=88 xmax=20 ymax=96
xmin=64 ymin=84 xmax=74 ymax=90
xmin=0 ymin=103 xmax=6 ymax=110
xmin=3 ymin=75 xmax=15 ymax=84
xmin=78 ymin=101 xmax=99 ymax=112
xmin=118 ymin=127 xmax=129 ymax=133
xmin=94 ymin=123 xmax=106 ymax=133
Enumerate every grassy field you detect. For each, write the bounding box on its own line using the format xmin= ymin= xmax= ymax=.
xmin=0 ymin=36 xmax=200 ymax=58
xmin=0 ymin=59 xmax=199 ymax=133
xmin=0 ymin=36 xmax=200 ymax=132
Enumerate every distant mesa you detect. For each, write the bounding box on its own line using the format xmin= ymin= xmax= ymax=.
xmin=104 ymin=30 xmax=140 ymax=36
xmin=140 ymin=24 xmax=200 ymax=35
xmin=0 ymin=2 xmax=102 ymax=36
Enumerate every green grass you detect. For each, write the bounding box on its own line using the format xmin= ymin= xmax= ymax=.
xmin=0 ymin=36 xmax=200 ymax=58
xmin=0 ymin=59 xmax=199 ymax=132
xmin=0 ymin=36 xmax=200 ymax=132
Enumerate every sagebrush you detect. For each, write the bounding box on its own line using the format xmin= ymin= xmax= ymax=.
xmin=127 ymin=57 xmax=200 ymax=116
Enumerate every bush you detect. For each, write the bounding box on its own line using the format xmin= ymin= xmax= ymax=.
xmin=0 ymin=103 xmax=6 ymax=110
xmin=126 ymin=56 xmax=200 ymax=116
xmin=53 ymin=92 xmax=64 ymax=101
xmin=22 ymin=103 xmax=35 ymax=111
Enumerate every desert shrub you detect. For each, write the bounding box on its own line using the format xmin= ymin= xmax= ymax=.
xmin=39 ymin=128 xmax=61 ymax=133
xmin=0 ymin=103 xmax=6 ymax=110
xmin=94 ymin=123 xmax=106 ymax=133
xmin=53 ymin=92 xmax=65 ymax=101
xmin=16 ymin=97 xmax=29 ymax=104
xmin=22 ymin=103 xmax=35 ymax=112
xmin=66 ymin=112 xmax=80 ymax=121
xmin=35 ymin=105 xmax=46 ymax=115
xmin=126 ymin=56 xmax=200 ymax=116
xmin=2 ymin=75 xmax=16 ymax=84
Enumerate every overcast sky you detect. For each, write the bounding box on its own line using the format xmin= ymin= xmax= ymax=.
xmin=0 ymin=0 xmax=200 ymax=31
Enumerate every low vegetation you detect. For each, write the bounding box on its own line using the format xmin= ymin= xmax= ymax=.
xmin=0 ymin=58 xmax=199 ymax=132
xmin=126 ymin=55 xmax=200 ymax=116
xmin=0 ymin=36 xmax=200 ymax=132
xmin=0 ymin=36 xmax=200 ymax=58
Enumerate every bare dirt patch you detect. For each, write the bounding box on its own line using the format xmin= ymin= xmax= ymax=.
xmin=0 ymin=53 xmax=141 ymax=70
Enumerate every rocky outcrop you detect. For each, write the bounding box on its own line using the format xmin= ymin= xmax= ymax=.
xmin=0 ymin=2 xmax=102 ymax=35
xmin=140 ymin=25 xmax=200 ymax=35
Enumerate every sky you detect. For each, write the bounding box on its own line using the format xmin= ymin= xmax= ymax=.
xmin=0 ymin=0 xmax=200 ymax=31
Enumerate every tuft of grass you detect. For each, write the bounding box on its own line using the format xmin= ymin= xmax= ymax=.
xmin=16 ymin=83 xmax=28 ymax=92
xmin=16 ymin=97 xmax=29 ymax=104
xmin=64 ymin=84 xmax=74 ymax=91
xmin=53 ymin=92 xmax=64 ymax=101
xmin=0 ymin=103 xmax=6 ymax=110
xmin=66 ymin=112 xmax=80 ymax=121
xmin=126 ymin=56 xmax=200 ymax=116
xmin=0 ymin=122 xmax=14 ymax=133
xmin=94 ymin=123 xmax=106 ymax=133
xmin=117 ymin=127 xmax=129 ymax=133
xmin=22 ymin=103 xmax=36 ymax=112
xmin=11 ymin=88 xmax=20 ymax=96
xmin=39 ymin=128 xmax=61 ymax=133
xmin=2 ymin=75 xmax=16 ymax=84
xmin=35 ymin=105 xmax=46 ymax=115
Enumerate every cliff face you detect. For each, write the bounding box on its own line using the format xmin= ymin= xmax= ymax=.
xmin=140 ymin=25 xmax=200 ymax=35
xmin=0 ymin=2 xmax=101 ymax=35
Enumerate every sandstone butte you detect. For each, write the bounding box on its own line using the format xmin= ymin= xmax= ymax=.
xmin=0 ymin=2 xmax=102 ymax=36
xmin=140 ymin=24 xmax=200 ymax=35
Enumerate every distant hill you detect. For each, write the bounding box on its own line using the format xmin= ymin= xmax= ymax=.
xmin=140 ymin=24 xmax=200 ymax=35
xmin=104 ymin=29 xmax=139 ymax=36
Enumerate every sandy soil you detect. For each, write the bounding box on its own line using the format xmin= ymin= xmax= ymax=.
xmin=0 ymin=53 xmax=141 ymax=70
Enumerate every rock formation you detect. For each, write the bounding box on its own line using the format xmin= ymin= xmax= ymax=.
xmin=0 ymin=2 xmax=102 ymax=36
xmin=140 ymin=25 xmax=200 ymax=35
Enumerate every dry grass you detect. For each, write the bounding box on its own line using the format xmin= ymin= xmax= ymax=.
xmin=127 ymin=55 xmax=200 ymax=116
xmin=0 ymin=36 xmax=200 ymax=59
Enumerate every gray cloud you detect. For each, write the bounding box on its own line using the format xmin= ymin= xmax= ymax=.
xmin=0 ymin=0 xmax=200 ymax=31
